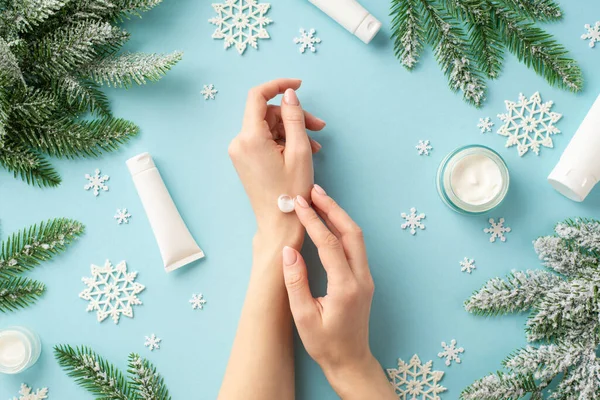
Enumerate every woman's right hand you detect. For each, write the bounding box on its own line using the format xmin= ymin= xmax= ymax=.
xmin=281 ymin=185 xmax=397 ymax=400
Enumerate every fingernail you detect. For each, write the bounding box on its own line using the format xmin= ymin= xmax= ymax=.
xmin=316 ymin=117 xmax=326 ymax=126
xmin=284 ymin=88 xmax=299 ymax=106
xmin=313 ymin=141 xmax=322 ymax=150
xmin=296 ymin=195 xmax=309 ymax=208
xmin=313 ymin=184 xmax=326 ymax=195
xmin=283 ymin=246 xmax=298 ymax=266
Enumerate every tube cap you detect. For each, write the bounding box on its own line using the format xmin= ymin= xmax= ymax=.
xmin=127 ymin=152 xmax=156 ymax=176
xmin=355 ymin=14 xmax=381 ymax=44
xmin=548 ymin=166 xmax=597 ymax=202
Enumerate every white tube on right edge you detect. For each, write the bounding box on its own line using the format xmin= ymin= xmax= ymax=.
xmin=308 ymin=0 xmax=381 ymax=44
xmin=127 ymin=153 xmax=204 ymax=272
xmin=548 ymin=94 xmax=600 ymax=202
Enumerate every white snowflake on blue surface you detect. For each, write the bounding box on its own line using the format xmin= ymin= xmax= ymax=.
xmin=11 ymin=384 xmax=48 ymax=400
xmin=144 ymin=334 xmax=161 ymax=351
xmin=484 ymin=218 xmax=511 ymax=243
xmin=386 ymin=354 xmax=446 ymax=399
xmin=401 ymin=207 xmax=426 ymax=235
xmin=477 ymin=117 xmax=494 ymax=133
xmin=84 ymin=169 xmax=109 ymax=196
xmin=189 ymin=293 xmax=207 ymax=310
xmin=416 ymin=140 xmax=432 ymax=156
xmin=438 ymin=339 xmax=464 ymax=366
xmin=460 ymin=257 xmax=476 ymax=274
xmin=201 ymin=84 xmax=218 ymax=100
xmin=294 ymin=28 xmax=321 ymax=53
xmin=114 ymin=208 xmax=131 ymax=224
xmin=581 ymin=21 xmax=600 ymax=48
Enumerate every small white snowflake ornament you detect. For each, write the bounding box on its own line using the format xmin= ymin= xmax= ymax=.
xmin=477 ymin=117 xmax=494 ymax=133
xmin=497 ymin=92 xmax=562 ymax=156
xmin=114 ymin=208 xmax=131 ymax=224
xmin=460 ymin=257 xmax=476 ymax=274
xmin=79 ymin=260 xmax=145 ymax=324
xmin=209 ymin=0 xmax=272 ymax=54
xmin=189 ymin=293 xmax=207 ymax=310
xmin=484 ymin=218 xmax=511 ymax=243
xmin=581 ymin=21 xmax=600 ymax=48
xmin=11 ymin=384 xmax=48 ymax=400
xmin=201 ymin=84 xmax=218 ymax=100
xmin=386 ymin=354 xmax=446 ymax=399
xmin=84 ymin=169 xmax=109 ymax=196
xmin=438 ymin=339 xmax=464 ymax=366
xmin=294 ymin=28 xmax=321 ymax=53
xmin=416 ymin=140 xmax=432 ymax=156
xmin=401 ymin=207 xmax=426 ymax=235
xmin=144 ymin=334 xmax=161 ymax=351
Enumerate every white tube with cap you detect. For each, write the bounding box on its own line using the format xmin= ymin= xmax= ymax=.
xmin=308 ymin=0 xmax=381 ymax=44
xmin=548 ymin=94 xmax=600 ymax=202
xmin=127 ymin=152 xmax=204 ymax=272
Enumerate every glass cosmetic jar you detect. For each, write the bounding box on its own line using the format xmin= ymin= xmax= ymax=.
xmin=437 ymin=145 xmax=510 ymax=215
xmin=0 ymin=326 xmax=41 ymax=374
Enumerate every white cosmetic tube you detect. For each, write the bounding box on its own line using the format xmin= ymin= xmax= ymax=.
xmin=308 ymin=0 xmax=381 ymax=44
xmin=127 ymin=153 xmax=204 ymax=272
xmin=548 ymin=94 xmax=600 ymax=202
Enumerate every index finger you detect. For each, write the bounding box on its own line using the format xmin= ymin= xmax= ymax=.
xmin=243 ymin=79 xmax=302 ymax=127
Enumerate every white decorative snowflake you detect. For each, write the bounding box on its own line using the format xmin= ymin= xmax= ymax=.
xmin=294 ymin=28 xmax=321 ymax=53
xmin=189 ymin=293 xmax=207 ymax=310
xmin=581 ymin=21 xmax=600 ymax=48
xmin=84 ymin=169 xmax=109 ymax=196
xmin=114 ymin=208 xmax=131 ymax=224
xmin=401 ymin=207 xmax=426 ymax=235
xmin=460 ymin=257 xmax=476 ymax=274
xmin=209 ymin=0 xmax=272 ymax=55
xmin=11 ymin=384 xmax=48 ymax=400
xmin=416 ymin=140 xmax=432 ymax=156
xmin=484 ymin=218 xmax=511 ymax=243
xmin=144 ymin=334 xmax=161 ymax=351
xmin=79 ymin=260 xmax=145 ymax=324
xmin=438 ymin=339 xmax=464 ymax=366
xmin=477 ymin=117 xmax=494 ymax=133
xmin=201 ymin=84 xmax=218 ymax=100
xmin=497 ymin=92 xmax=562 ymax=156
xmin=386 ymin=354 xmax=446 ymax=400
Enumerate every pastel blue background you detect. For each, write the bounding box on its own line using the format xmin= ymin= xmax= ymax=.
xmin=1 ymin=0 xmax=599 ymax=398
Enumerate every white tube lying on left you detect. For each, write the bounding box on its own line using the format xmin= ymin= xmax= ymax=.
xmin=127 ymin=152 xmax=204 ymax=272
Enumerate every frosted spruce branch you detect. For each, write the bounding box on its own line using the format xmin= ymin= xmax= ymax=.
xmin=128 ymin=354 xmax=172 ymax=400
xmin=0 ymin=276 xmax=45 ymax=312
xmin=390 ymin=0 xmax=425 ymax=69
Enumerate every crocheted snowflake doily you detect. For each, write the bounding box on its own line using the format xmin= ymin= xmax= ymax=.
xmin=460 ymin=257 xmax=476 ymax=274
xmin=477 ymin=117 xmax=493 ymax=133
xmin=484 ymin=218 xmax=511 ymax=243
xmin=294 ymin=28 xmax=321 ymax=53
xmin=209 ymin=0 xmax=272 ymax=55
xmin=114 ymin=208 xmax=131 ymax=224
xmin=416 ymin=140 xmax=432 ymax=156
xmin=387 ymin=354 xmax=446 ymax=399
xmin=201 ymin=84 xmax=218 ymax=100
xmin=581 ymin=21 xmax=600 ymax=48
xmin=190 ymin=293 xmax=207 ymax=310
xmin=497 ymin=92 xmax=562 ymax=156
xmin=438 ymin=339 xmax=464 ymax=366
xmin=11 ymin=384 xmax=48 ymax=400
xmin=79 ymin=260 xmax=145 ymax=324
xmin=401 ymin=208 xmax=426 ymax=235
xmin=144 ymin=334 xmax=161 ymax=351
xmin=84 ymin=169 xmax=109 ymax=196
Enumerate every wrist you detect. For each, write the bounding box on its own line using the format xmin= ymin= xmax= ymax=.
xmin=254 ymin=214 xmax=305 ymax=250
xmin=323 ymin=355 xmax=394 ymax=400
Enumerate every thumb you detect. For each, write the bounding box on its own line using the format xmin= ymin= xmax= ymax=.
xmin=282 ymin=246 xmax=317 ymax=326
xmin=281 ymin=89 xmax=311 ymax=159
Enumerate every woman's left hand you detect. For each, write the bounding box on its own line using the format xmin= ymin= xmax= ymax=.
xmin=228 ymin=78 xmax=325 ymax=244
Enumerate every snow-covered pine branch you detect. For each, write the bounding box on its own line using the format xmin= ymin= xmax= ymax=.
xmin=128 ymin=354 xmax=172 ymax=400
xmin=391 ymin=0 xmax=425 ymax=69
xmin=0 ymin=276 xmax=45 ymax=312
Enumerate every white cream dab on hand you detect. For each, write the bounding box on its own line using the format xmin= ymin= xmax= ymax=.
xmin=278 ymin=195 xmax=295 ymax=213
xmin=451 ymin=154 xmax=502 ymax=206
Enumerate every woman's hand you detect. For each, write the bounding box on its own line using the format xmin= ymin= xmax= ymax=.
xmin=228 ymin=78 xmax=325 ymax=245
xmin=281 ymin=185 xmax=397 ymax=399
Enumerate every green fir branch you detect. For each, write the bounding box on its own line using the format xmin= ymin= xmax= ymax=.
xmin=0 ymin=37 xmax=24 ymax=84
xmin=84 ymin=51 xmax=183 ymax=88
xmin=502 ymin=343 xmax=586 ymax=382
xmin=0 ymin=218 xmax=84 ymax=278
xmin=460 ymin=372 xmax=538 ymax=400
xmin=390 ymin=0 xmax=425 ymax=70
xmin=0 ymin=140 xmax=61 ymax=186
xmin=0 ymin=276 xmax=45 ymax=312
xmin=498 ymin=0 xmax=563 ymax=22
xmin=52 ymin=75 xmax=112 ymax=116
xmin=54 ymin=345 xmax=133 ymax=400
xmin=128 ymin=354 xmax=172 ymax=400
xmin=2 ymin=0 xmax=68 ymax=32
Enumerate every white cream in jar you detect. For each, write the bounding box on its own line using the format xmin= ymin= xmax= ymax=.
xmin=0 ymin=326 xmax=41 ymax=374
xmin=437 ymin=145 xmax=509 ymax=214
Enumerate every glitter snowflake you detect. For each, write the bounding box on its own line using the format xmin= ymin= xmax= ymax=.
xmin=114 ymin=208 xmax=131 ymax=224
xmin=201 ymin=84 xmax=218 ymax=100
xmin=11 ymin=384 xmax=48 ymax=400
xmin=416 ymin=140 xmax=432 ymax=156
xmin=79 ymin=260 xmax=145 ymax=324
xmin=209 ymin=0 xmax=272 ymax=55
xmin=581 ymin=21 xmax=600 ymax=48
xmin=144 ymin=334 xmax=161 ymax=351
xmin=386 ymin=354 xmax=446 ymax=400
xmin=497 ymin=92 xmax=562 ymax=156
xmin=438 ymin=339 xmax=464 ymax=366
xmin=484 ymin=218 xmax=511 ymax=243
xmin=401 ymin=207 xmax=426 ymax=235
xmin=294 ymin=28 xmax=321 ymax=53
xmin=477 ymin=117 xmax=494 ymax=133
xmin=190 ymin=293 xmax=207 ymax=310
xmin=460 ymin=257 xmax=476 ymax=274
xmin=84 ymin=169 xmax=109 ymax=196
